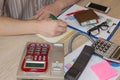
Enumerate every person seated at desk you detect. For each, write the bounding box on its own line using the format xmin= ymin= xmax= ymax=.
xmin=0 ymin=0 xmax=79 ymax=37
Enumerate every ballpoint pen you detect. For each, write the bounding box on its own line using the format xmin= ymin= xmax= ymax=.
xmin=49 ymin=14 xmax=73 ymax=29
xmin=50 ymin=14 xmax=57 ymax=20
xmin=66 ymin=10 xmax=84 ymax=16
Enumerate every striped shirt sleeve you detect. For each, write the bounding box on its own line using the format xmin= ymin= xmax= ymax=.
xmin=3 ymin=0 xmax=55 ymax=20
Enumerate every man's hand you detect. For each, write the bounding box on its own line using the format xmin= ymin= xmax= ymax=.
xmin=33 ymin=4 xmax=62 ymax=20
xmin=35 ymin=19 xmax=67 ymax=37
xmin=0 ymin=16 xmax=67 ymax=36
xmin=32 ymin=0 xmax=79 ymax=20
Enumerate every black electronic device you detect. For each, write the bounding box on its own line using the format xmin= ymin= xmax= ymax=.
xmin=64 ymin=45 xmax=94 ymax=80
xmin=85 ymin=2 xmax=110 ymax=13
xmin=92 ymin=39 xmax=120 ymax=63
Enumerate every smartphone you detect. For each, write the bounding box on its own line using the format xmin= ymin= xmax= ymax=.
xmin=85 ymin=2 xmax=110 ymax=13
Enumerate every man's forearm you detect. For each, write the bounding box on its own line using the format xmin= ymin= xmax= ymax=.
xmin=0 ymin=16 xmax=68 ymax=37
xmin=0 ymin=16 xmax=37 ymax=35
xmin=54 ymin=0 xmax=80 ymax=10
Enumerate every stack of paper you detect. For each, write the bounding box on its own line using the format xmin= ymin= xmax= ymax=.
xmin=36 ymin=27 xmax=75 ymax=43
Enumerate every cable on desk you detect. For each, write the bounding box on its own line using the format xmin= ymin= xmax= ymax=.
xmin=68 ymin=31 xmax=95 ymax=54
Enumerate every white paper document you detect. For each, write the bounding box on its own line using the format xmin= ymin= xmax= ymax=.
xmin=58 ymin=4 xmax=120 ymax=40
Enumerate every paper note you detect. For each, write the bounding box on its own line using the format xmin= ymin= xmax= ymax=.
xmin=91 ymin=61 xmax=118 ymax=80
xmin=36 ymin=27 xmax=75 ymax=43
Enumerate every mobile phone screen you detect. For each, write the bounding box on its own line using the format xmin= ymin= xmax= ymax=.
xmin=88 ymin=3 xmax=108 ymax=12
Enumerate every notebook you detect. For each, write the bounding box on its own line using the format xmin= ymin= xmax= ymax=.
xmin=91 ymin=61 xmax=118 ymax=80
xmin=36 ymin=27 xmax=75 ymax=43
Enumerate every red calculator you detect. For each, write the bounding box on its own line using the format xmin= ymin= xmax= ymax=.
xmin=21 ymin=42 xmax=50 ymax=72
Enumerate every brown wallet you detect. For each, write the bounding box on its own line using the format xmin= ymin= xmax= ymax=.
xmin=74 ymin=9 xmax=99 ymax=25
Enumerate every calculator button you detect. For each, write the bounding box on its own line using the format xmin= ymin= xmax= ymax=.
xmin=95 ymin=45 xmax=100 ymax=49
xmin=35 ymin=51 xmax=40 ymax=54
xmin=40 ymin=44 xmax=44 ymax=46
xmin=41 ymin=48 xmax=47 ymax=54
xmin=107 ymin=44 xmax=111 ymax=48
xmin=100 ymin=42 xmax=104 ymax=45
xmin=103 ymin=48 xmax=107 ymax=53
xmin=42 ymin=47 xmax=47 ymax=50
xmin=38 ymin=56 xmax=42 ymax=61
xmin=35 ymin=49 xmax=40 ymax=54
xmin=28 ymin=49 xmax=34 ymax=54
xmin=29 ymin=44 xmax=35 ymax=48
xmin=29 ymin=49 xmax=34 ymax=52
xmin=42 ymin=51 xmax=47 ymax=54
xmin=103 ymin=43 xmax=107 ymax=46
xmin=99 ymin=47 xmax=103 ymax=51
xmin=105 ymin=46 xmax=109 ymax=50
xmin=28 ymin=45 xmax=35 ymax=54
xmin=101 ymin=46 xmax=105 ymax=49
xmin=26 ymin=55 xmax=33 ymax=61
xmin=43 ymin=56 xmax=46 ymax=61
xmin=36 ymin=46 xmax=41 ymax=49
xmin=28 ymin=51 xmax=33 ymax=54
xmin=34 ymin=55 xmax=38 ymax=61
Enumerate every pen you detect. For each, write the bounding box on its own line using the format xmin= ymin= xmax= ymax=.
xmin=66 ymin=10 xmax=85 ymax=16
xmin=50 ymin=14 xmax=57 ymax=20
xmin=49 ymin=14 xmax=72 ymax=29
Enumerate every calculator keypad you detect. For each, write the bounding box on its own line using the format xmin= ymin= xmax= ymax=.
xmin=26 ymin=43 xmax=50 ymax=61
xmin=93 ymin=40 xmax=118 ymax=58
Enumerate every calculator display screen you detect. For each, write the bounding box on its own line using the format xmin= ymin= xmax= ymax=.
xmin=112 ymin=47 xmax=120 ymax=59
xmin=25 ymin=61 xmax=45 ymax=68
